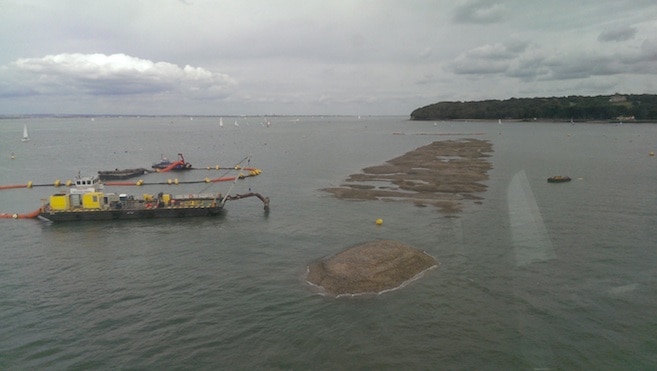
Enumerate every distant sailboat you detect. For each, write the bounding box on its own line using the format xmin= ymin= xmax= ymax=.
xmin=21 ymin=124 xmax=30 ymax=142
xmin=234 ymin=120 xmax=239 ymax=127
xmin=219 ymin=117 xmax=224 ymax=127
xmin=498 ymin=119 xmax=502 ymax=125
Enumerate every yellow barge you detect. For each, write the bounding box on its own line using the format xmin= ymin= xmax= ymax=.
xmin=38 ymin=176 xmax=269 ymax=222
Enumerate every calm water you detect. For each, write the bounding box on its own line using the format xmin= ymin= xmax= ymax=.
xmin=1 ymin=116 xmax=656 ymax=369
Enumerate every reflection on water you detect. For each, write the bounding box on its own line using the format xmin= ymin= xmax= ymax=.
xmin=507 ymin=170 xmax=556 ymax=266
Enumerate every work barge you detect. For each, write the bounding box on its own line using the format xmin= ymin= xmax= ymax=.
xmin=37 ymin=175 xmax=269 ymax=222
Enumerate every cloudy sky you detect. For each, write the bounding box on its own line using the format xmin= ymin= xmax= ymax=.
xmin=1 ymin=0 xmax=656 ymax=116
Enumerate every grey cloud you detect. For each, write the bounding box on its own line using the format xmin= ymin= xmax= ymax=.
xmin=453 ymin=0 xmax=506 ymax=24
xmin=638 ymin=38 xmax=657 ymax=61
xmin=451 ymin=37 xmax=657 ymax=82
xmin=598 ymin=26 xmax=637 ymax=42
xmin=449 ymin=41 xmax=528 ymax=74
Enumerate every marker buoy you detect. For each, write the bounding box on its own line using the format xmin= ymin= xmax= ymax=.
xmin=650 ymin=152 xmax=655 ymax=157
xmin=375 ymin=218 xmax=383 ymax=225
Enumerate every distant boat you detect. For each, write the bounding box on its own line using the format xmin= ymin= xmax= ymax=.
xmin=498 ymin=119 xmax=502 ymax=125
xmin=21 ymin=124 xmax=30 ymax=142
xmin=547 ymin=175 xmax=571 ymax=183
xmin=219 ymin=117 xmax=224 ymax=127
xmin=234 ymin=120 xmax=239 ymax=127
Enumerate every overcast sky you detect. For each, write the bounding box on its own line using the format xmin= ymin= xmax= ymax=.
xmin=1 ymin=0 xmax=656 ymax=116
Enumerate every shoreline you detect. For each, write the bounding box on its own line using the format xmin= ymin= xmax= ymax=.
xmin=411 ymin=118 xmax=657 ymax=124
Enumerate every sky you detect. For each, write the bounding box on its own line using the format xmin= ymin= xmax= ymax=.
xmin=1 ymin=0 xmax=656 ymax=116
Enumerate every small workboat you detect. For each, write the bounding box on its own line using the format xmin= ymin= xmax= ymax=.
xmin=547 ymin=175 xmax=571 ymax=183
xmin=152 ymin=153 xmax=192 ymax=171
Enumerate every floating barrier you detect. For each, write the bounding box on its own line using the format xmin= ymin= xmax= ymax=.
xmin=0 ymin=169 xmax=262 ymax=190
xmin=0 ymin=208 xmax=41 ymax=219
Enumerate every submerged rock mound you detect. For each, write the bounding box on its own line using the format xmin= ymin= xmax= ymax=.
xmin=307 ymin=240 xmax=437 ymax=296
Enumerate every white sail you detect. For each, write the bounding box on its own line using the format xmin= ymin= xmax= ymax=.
xmin=219 ymin=117 xmax=224 ymax=127
xmin=21 ymin=124 xmax=30 ymax=142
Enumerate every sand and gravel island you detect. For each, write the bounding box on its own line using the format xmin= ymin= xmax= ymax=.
xmin=322 ymin=138 xmax=493 ymax=213
xmin=307 ymin=240 xmax=437 ymax=297
xmin=308 ymin=138 xmax=493 ymax=297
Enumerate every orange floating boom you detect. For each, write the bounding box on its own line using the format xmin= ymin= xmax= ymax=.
xmin=0 ymin=208 xmax=41 ymax=219
xmin=0 ymin=184 xmax=27 ymax=190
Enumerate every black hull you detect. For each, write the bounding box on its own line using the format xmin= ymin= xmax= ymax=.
xmin=98 ymin=168 xmax=149 ymax=180
xmin=39 ymin=206 xmax=223 ymax=222
xmin=547 ymin=177 xmax=571 ymax=183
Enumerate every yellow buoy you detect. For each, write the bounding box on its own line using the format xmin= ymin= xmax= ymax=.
xmin=27 ymin=181 xmax=33 ymax=188
xmin=54 ymin=179 xmax=61 ymax=187
xmin=650 ymin=151 xmax=655 ymax=157
xmin=12 ymin=214 xmax=18 ymax=219
xmin=375 ymin=218 xmax=383 ymax=225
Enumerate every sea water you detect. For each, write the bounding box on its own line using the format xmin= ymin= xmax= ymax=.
xmin=1 ymin=116 xmax=656 ymax=369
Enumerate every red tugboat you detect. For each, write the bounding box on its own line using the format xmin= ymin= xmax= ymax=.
xmin=152 ymin=153 xmax=193 ymax=171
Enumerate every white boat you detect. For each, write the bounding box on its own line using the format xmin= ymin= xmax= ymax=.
xmin=219 ymin=117 xmax=224 ymax=127
xmin=21 ymin=124 xmax=30 ymax=142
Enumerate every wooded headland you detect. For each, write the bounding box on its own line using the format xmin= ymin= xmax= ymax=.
xmin=410 ymin=94 xmax=657 ymax=122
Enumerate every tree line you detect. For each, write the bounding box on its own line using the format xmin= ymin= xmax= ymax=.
xmin=410 ymin=94 xmax=657 ymax=121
